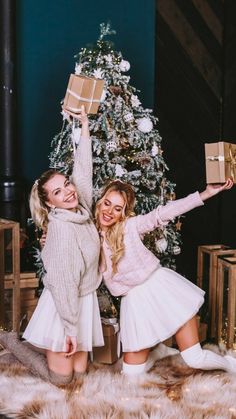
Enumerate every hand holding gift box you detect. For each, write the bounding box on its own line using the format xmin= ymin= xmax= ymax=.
xmin=205 ymin=142 xmax=236 ymax=184
xmin=63 ymin=74 xmax=105 ymax=114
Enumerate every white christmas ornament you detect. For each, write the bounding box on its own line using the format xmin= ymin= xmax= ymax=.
xmin=123 ymin=112 xmax=134 ymax=123
xmin=172 ymin=245 xmax=181 ymax=255
xmin=61 ymin=109 xmax=70 ymax=122
xmin=137 ymin=117 xmax=153 ymax=133
xmin=106 ymin=140 xmax=117 ymax=153
xmin=75 ymin=64 xmax=83 ymax=75
xmin=156 ymin=237 xmax=168 ymax=253
xmin=93 ymin=68 xmax=104 ymax=79
xmin=119 ymin=60 xmax=130 ymax=72
xmin=115 ymin=164 xmax=126 ymax=177
xmin=72 ymin=127 xmax=81 ymax=145
xmin=151 ymin=143 xmax=159 ymax=156
xmin=131 ymin=94 xmax=141 ymax=108
xmin=104 ymin=54 xmax=113 ymax=65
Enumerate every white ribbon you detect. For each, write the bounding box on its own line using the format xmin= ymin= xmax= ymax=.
xmin=206 ymin=155 xmax=225 ymax=161
xmin=67 ymin=88 xmax=100 ymax=103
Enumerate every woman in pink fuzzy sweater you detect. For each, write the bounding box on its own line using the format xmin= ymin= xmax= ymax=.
xmin=95 ymin=178 xmax=236 ymax=375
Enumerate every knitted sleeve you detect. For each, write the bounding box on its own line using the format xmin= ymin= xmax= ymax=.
xmin=133 ymin=192 xmax=204 ymax=235
xmin=42 ymin=222 xmax=84 ymax=337
xmin=71 ymin=135 xmax=93 ymax=210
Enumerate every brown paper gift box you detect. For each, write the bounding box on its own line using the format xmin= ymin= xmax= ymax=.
xmin=63 ymin=74 xmax=104 ymax=114
xmin=93 ymin=324 xmax=120 ymax=364
xmin=205 ymin=142 xmax=236 ymax=184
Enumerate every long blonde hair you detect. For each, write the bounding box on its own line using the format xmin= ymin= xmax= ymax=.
xmin=95 ymin=180 xmax=135 ymax=272
xmin=29 ymin=169 xmax=59 ymax=230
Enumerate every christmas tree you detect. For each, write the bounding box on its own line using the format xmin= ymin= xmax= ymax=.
xmin=49 ymin=23 xmax=182 ymax=317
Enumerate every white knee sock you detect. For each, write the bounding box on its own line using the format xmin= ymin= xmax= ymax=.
xmin=122 ymin=361 xmax=147 ymax=375
xmin=181 ymin=343 xmax=236 ymax=373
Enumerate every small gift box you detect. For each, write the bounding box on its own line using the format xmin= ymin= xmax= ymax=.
xmin=63 ymin=74 xmax=104 ymax=114
xmin=93 ymin=318 xmax=120 ymax=364
xmin=205 ymin=142 xmax=236 ymax=184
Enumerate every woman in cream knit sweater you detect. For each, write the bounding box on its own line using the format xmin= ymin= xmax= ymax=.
xmin=0 ymin=107 xmax=104 ymax=385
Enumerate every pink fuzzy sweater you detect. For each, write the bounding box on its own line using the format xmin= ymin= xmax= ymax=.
xmin=101 ymin=192 xmax=204 ymax=296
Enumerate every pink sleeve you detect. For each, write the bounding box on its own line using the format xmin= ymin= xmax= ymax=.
xmin=134 ymin=192 xmax=204 ymax=235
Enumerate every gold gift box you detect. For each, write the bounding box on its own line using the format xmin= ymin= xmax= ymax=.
xmin=64 ymin=74 xmax=104 ymax=114
xmin=205 ymin=142 xmax=236 ymax=184
xmin=93 ymin=323 xmax=119 ymax=364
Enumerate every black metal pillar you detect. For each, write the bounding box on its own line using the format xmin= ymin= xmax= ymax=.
xmin=0 ymin=0 xmax=25 ymax=223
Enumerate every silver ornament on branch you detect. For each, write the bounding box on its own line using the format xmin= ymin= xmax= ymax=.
xmin=72 ymin=127 xmax=81 ymax=145
xmin=106 ymin=140 xmax=117 ymax=153
xmin=93 ymin=68 xmax=104 ymax=79
xmin=75 ymin=63 xmax=83 ymax=75
xmin=115 ymin=164 xmax=126 ymax=177
xmin=172 ymin=245 xmax=181 ymax=255
xmin=156 ymin=237 xmax=168 ymax=253
xmin=123 ymin=112 xmax=134 ymax=123
xmin=131 ymin=94 xmax=141 ymax=108
xmin=119 ymin=59 xmax=130 ymax=72
xmin=151 ymin=143 xmax=159 ymax=156
xmin=137 ymin=117 xmax=153 ymax=133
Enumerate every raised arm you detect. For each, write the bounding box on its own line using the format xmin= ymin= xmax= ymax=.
xmin=67 ymin=107 xmax=93 ymax=210
xmin=133 ymin=179 xmax=233 ymax=236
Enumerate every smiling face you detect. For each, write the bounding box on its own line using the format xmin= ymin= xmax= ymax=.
xmin=98 ymin=190 xmax=126 ymax=229
xmin=44 ymin=173 xmax=78 ymax=211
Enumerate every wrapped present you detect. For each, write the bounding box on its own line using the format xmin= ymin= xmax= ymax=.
xmin=63 ymin=74 xmax=104 ymax=114
xmin=205 ymin=142 xmax=236 ymax=184
xmin=93 ymin=319 xmax=120 ymax=364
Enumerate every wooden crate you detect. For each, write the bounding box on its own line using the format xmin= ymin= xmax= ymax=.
xmin=216 ymin=255 xmax=236 ymax=349
xmin=0 ymin=218 xmax=20 ymax=333
xmin=4 ymin=271 xmax=39 ymax=334
xmin=197 ymin=245 xmax=235 ymax=339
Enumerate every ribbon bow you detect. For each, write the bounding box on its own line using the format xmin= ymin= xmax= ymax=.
xmin=225 ymin=144 xmax=236 ymax=181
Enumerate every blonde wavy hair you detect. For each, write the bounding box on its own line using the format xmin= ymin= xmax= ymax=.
xmin=29 ymin=169 xmax=60 ymax=230
xmin=95 ymin=180 xmax=136 ymax=273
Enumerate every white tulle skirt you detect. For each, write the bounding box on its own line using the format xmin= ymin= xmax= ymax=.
xmin=120 ymin=267 xmax=205 ymax=352
xmin=23 ymin=288 xmax=104 ymax=352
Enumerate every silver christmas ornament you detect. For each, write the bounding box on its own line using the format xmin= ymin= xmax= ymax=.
xmin=106 ymin=140 xmax=117 ymax=152
xmin=156 ymin=237 xmax=168 ymax=253
xmin=123 ymin=112 xmax=134 ymax=123
xmin=172 ymin=245 xmax=181 ymax=255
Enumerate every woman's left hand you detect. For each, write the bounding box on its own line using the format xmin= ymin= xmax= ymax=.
xmin=62 ymin=104 xmax=88 ymax=125
xmin=200 ymin=178 xmax=234 ymax=201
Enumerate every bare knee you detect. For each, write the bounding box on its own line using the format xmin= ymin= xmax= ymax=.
xmin=123 ymin=349 xmax=150 ymax=364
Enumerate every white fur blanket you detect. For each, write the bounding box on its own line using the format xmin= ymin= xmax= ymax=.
xmin=1 ymin=345 xmax=236 ymax=419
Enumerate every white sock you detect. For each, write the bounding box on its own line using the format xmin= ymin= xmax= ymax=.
xmin=122 ymin=361 xmax=147 ymax=375
xmin=181 ymin=343 xmax=236 ymax=373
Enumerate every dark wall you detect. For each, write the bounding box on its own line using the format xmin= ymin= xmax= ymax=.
xmin=155 ymin=0 xmax=236 ymax=281
xmin=16 ymin=0 xmax=155 ymax=184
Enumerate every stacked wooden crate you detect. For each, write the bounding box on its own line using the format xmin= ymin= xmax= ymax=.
xmin=4 ymin=272 xmax=39 ymax=334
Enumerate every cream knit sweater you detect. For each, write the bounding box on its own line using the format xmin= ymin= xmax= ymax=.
xmin=41 ymin=135 xmax=101 ymax=337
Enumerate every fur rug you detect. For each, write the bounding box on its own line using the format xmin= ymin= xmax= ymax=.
xmin=1 ymin=345 xmax=236 ymax=419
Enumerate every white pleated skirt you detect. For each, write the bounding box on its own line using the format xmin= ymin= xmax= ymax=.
xmin=23 ymin=288 xmax=104 ymax=352
xmin=120 ymin=267 xmax=205 ymax=352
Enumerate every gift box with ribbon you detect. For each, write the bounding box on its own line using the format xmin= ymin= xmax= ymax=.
xmin=64 ymin=74 xmax=105 ymax=114
xmin=205 ymin=142 xmax=236 ymax=184
xmin=93 ymin=318 xmax=120 ymax=364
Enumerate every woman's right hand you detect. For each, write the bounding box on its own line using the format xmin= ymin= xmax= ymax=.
xmin=65 ymin=336 xmax=78 ymax=357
